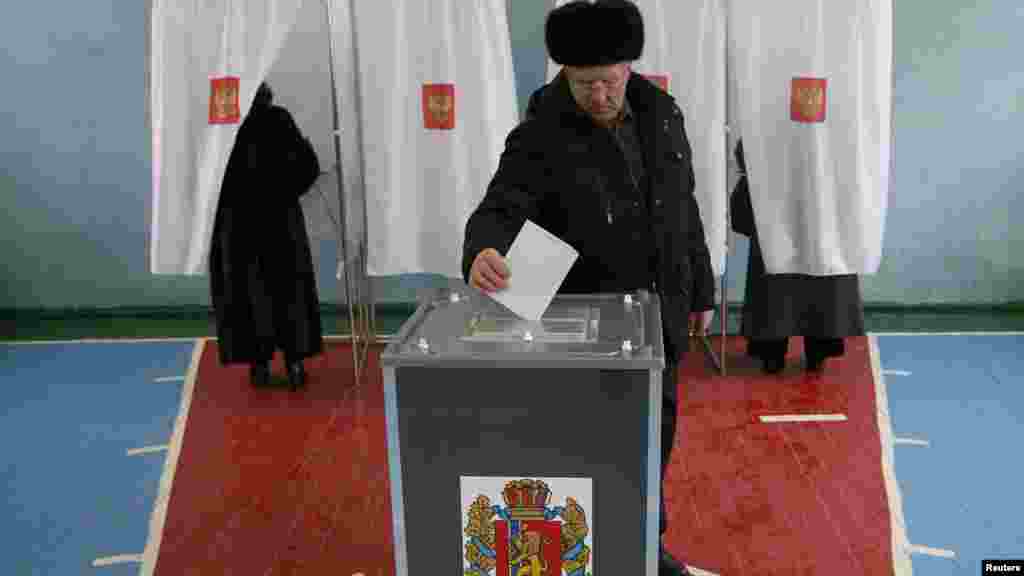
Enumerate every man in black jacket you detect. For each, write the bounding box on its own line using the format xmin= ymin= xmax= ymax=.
xmin=461 ymin=2 xmax=715 ymax=573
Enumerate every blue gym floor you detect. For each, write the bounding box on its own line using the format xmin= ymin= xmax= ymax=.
xmin=876 ymin=334 xmax=1024 ymax=573
xmin=1 ymin=334 xmax=1021 ymax=574
xmin=1 ymin=340 xmax=197 ymax=575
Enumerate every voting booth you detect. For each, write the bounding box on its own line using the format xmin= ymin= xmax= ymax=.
xmin=380 ymin=287 xmax=666 ymax=575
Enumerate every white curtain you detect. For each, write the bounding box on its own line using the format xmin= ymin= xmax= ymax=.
xmin=149 ymin=0 xmax=303 ymax=274
xmin=727 ymin=0 xmax=891 ymax=275
xmin=261 ymin=0 xmax=343 ymax=248
xmin=149 ymin=0 xmax=518 ymax=280
xmin=346 ymin=0 xmax=519 ymax=278
xmin=545 ymin=0 xmax=729 ymax=277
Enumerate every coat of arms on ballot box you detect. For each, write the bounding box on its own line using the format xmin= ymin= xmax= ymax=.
xmin=461 ymin=477 xmax=593 ymax=576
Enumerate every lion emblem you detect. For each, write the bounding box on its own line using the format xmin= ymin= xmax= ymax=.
xmin=464 ymin=480 xmax=592 ymax=576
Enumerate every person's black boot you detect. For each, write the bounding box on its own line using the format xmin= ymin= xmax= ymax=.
xmin=287 ymin=360 xmax=306 ymax=390
xmin=806 ymin=353 xmax=827 ymax=373
xmin=806 ymin=338 xmax=842 ymax=373
xmin=762 ymin=355 xmax=785 ymax=374
xmin=249 ymin=362 xmax=271 ymax=387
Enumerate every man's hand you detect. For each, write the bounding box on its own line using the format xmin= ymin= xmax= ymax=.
xmin=469 ymin=248 xmax=510 ymax=293
xmin=689 ymin=309 xmax=715 ymax=336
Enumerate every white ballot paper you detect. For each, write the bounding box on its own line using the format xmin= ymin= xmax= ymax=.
xmin=489 ymin=220 xmax=579 ymax=322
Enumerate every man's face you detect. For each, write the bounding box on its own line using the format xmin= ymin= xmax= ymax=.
xmin=566 ymin=63 xmax=630 ymax=125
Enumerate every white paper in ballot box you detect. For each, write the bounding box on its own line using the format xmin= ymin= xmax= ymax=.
xmin=488 ymin=220 xmax=579 ymax=322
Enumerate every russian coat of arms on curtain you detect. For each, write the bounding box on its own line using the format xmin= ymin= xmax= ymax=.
xmin=461 ymin=477 xmax=593 ymax=576
xmin=791 ymin=77 xmax=827 ymax=123
xmin=209 ymin=77 xmax=241 ymax=125
xmin=423 ymin=83 xmax=456 ymax=130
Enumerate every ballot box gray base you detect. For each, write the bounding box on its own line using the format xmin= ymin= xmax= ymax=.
xmin=381 ymin=289 xmax=665 ymax=576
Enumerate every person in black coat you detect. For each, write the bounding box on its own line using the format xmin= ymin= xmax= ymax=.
xmin=208 ymin=82 xmax=324 ymax=389
xmin=730 ymin=140 xmax=865 ymax=374
xmin=461 ymin=3 xmax=714 ymax=573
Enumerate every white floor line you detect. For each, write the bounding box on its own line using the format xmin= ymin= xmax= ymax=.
xmin=894 ymin=437 xmax=930 ymax=447
xmin=908 ymin=544 xmax=956 ymax=559
xmin=759 ymin=414 xmax=847 ymax=423
xmin=685 ymin=565 xmax=721 ymax=576
xmin=0 ymin=337 xmax=209 ymax=345
xmin=126 ymin=445 xmax=169 ymax=457
xmin=154 ymin=376 xmax=185 ymax=383
xmin=869 ymin=335 xmax=915 ymax=576
xmin=92 ymin=553 xmax=143 ymax=567
xmin=140 ymin=339 xmax=205 ymax=576
xmin=883 ymin=369 xmax=913 ymax=376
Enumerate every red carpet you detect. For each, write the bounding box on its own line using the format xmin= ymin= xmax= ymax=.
xmin=665 ymin=336 xmax=893 ymax=574
xmin=154 ymin=342 xmax=394 ymax=576
xmin=155 ymin=336 xmax=894 ymax=575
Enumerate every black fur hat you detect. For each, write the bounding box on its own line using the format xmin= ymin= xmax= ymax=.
xmin=545 ymin=0 xmax=644 ymax=66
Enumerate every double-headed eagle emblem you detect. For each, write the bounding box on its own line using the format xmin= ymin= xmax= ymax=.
xmin=791 ymin=78 xmax=827 ymax=122
xmin=209 ymin=78 xmax=240 ymax=124
xmin=427 ymin=93 xmax=453 ymax=125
